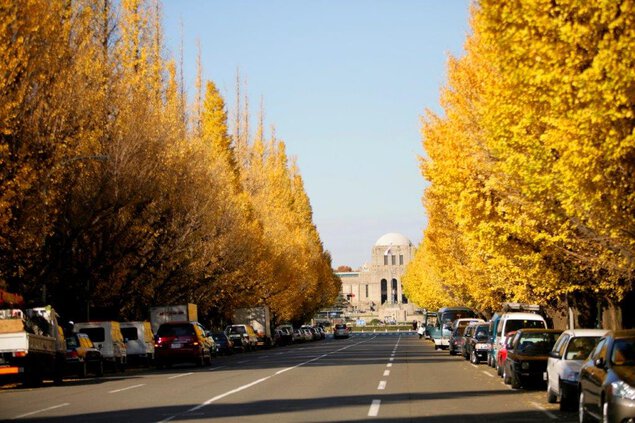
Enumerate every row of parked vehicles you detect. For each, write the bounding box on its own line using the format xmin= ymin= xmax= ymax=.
xmin=0 ymin=304 xmax=329 ymax=386
xmin=424 ymin=303 xmax=635 ymax=422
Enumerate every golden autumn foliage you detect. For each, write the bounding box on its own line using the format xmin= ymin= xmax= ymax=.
xmin=0 ymin=0 xmax=339 ymax=324
xmin=404 ymin=0 xmax=635 ymax=321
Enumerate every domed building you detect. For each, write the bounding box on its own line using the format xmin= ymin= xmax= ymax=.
xmin=336 ymin=232 xmax=418 ymax=322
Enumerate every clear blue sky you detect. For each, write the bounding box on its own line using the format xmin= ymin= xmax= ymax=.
xmin=162 ymin=0 xmax=472 ymax=269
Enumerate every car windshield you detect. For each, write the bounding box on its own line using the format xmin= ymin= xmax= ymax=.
xmin=474 ymin=325 xmax=489 ymax=339
xmin=516 ymin=332 xmax=559 ymax=354
xmin=335 ymin=324 xmax=346 ymax=329
xmin=611 ymin=338 xmax=635 ymax=366
xmin=157 ymin=324 xmax=194 ymax=337
xmin=505 ymin=319 xmax=546 ymax=334
xmin=228 ymin=326 xmax=246 ymax=335
xmin=564 ymin=337 xmax=600 ymax=360
xmin=211 ymin=334 xmax=224 ymax=341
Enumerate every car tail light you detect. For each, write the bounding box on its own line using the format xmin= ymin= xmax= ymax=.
xmin=14 ymin=351 xmax=27 ymax=358
xmin=66 ymin=350 xmax=79 ymax=359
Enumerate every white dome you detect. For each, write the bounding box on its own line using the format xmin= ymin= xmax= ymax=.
xmin=374 ymin=233 xmax=411 ymax=247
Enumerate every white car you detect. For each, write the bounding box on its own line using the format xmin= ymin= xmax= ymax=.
xmin=545 ymin=328 xmax=608 ymax=411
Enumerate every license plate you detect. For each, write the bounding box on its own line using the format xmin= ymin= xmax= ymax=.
xmin=171 ymin=343 xmax=182 ymax=349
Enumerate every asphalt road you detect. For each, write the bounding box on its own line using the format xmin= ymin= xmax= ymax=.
xmin=0 ymin=333 xmax=578 ymax=422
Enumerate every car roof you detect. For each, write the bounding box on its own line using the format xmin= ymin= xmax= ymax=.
xmin=613 ymin=329 xmax=635 ymax=338
xmin=560 ymin=328 xmax=609 ymax=337
xmin=517 ymin=328 xmax=562 ymax=334
xmin=501 ymin=312 xmax=545 ymax=320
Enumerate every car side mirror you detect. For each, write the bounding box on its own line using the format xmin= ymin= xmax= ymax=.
xmin=594 ymin=357 xmax=605 ymax=368
xmin=549 ymin=351 xmax=561 ymax=359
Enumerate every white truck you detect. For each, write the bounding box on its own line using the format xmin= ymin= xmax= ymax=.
xmin=150 ymin=304 xmax=198 ymax=335
xmin=0 ymin=306 xmax=66 ymax=386
xmin=232 ymin=306 xmax=272 ymax=347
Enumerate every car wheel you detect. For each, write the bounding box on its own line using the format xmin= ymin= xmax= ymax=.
xmin=470 ymin=350 xmax=479 ymax=364
xmin=602 ymin=400 xmax=609 ymax=423
xmin=96 ymin=360 xmax=104 ymax=377
xmin=496 ymin=361 xmax=503 ymax=377
xmin=579 ymin=392 xmax=591 ymax=423
xmin=511 ymin=373 xmax=521 ymax=389
xmin=546 ymin=380 xmax=557 ymax=403
xmin=503 ymin=366 xmax=511 ymax=385
xmin=79 ymin=361 xmax=87 ymax=378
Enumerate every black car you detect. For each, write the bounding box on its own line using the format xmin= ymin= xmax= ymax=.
xmin=503 ymin=328 xmax=562 ymax=389
xmin=465 ymin=323 xmax=490 ymax=364
xmin=461 ymin=322 xmax=479 ymax=359
xmin=211 ymin=332 xmax=234 ymax=355
xmin=579 ymin=330 xmax=635 ymax=423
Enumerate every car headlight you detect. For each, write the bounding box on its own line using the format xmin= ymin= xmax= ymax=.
xmin=561 ymin=368 xmax=579 ymax=382
xmin=521 ymin=361 xmax=530 ymax=370
xmin=612 ymin=381 xmax=635 ymax=401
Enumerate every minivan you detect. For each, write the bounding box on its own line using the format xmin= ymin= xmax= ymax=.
xmin=74 ymin=321 xmax=127 ymax=372
xmin=490 ymin=312 xmax=547 ymax=370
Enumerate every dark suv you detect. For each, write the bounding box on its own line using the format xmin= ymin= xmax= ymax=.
xmin=503 ymin=328 xmax=562 ymax=389
xmin=334 ymin=324 xmax=349 ymax=339
xmin=465 ymin=323 xmax=490 ymax=364
xmin=155 ymin=322 xmax=213 ymax=368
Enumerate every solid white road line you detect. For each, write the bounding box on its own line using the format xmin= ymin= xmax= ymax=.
xmin=108 ymin=384 xmax=145 ymax=394
xmin=387 ymin=363 xmax=392 ymax=368
xmin=530 ymin=402 xmax=557 ymax=420
xmin=187 ymin=377 xmax=271 ymax=413
xmin=14 ymin=403 xmax=70 ymax=419
xmin=377 ymin=380 xmax=387 ymax=390
xmin=481 ymin=370 xmax=494 ymax=378
xmin=383 ymin=370 xmax=390 ymax=377
xmin=158 ymin=338 xmax=376 ymax=423
xmin=368 ymin=400 xmax=381 ymax=417
xmin=168 ymin=372 xmax=194 ymax=380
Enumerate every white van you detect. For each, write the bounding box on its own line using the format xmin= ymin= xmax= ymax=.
xmin=75 ymin=321 xmax=127 ymax=371
xmin=119 ymin=321 xmax=155 ymax=365
xmin=491 ymin=312 xmax=547 ymax=370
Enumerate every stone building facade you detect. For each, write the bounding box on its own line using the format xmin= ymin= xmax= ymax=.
xmin=336 ymin=233 xmax=418 ymax=321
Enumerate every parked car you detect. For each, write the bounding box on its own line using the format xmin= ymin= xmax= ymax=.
xmin=449 ymin=318 xmax=483 ymax=356
xmin=334 ymin=323 xmax=349 ymax=339
xmin=74 ymin=321 xmax=127 ymax=372
xmin=276 ymin=325 xmax=294 ymax=345
xmin=496 ymin=331 xmax=517 ymax=377
xmin=546 ymin=329 xmax=608 ymax=411
xmin=503 ymin=328 xmax=562 ymax=389
xmin=211 ymin=332 xmax=234 ymax=355
xmin=461 ymin=322 xmax=480 ymax=359
xmin=301 ymin=328 xmax=314 ymax=342
xmin=154 ymin=321 xmax=213 ymax=368
xmin=225 ymin=324 xmax=258 ymax=351
xmin=578 ymin=330 xmax=635 ymax=423
xmin=465 ymin=323 xmax=490 ymax=364
xmin=120 ymin=321 xmax=155 ymax=366
xmin=448 ymin=326 xmax=467 ymax=356
xmin=490 ymin=311 xmax=548 ymax=369
xmin=314 ymin=326 xmax=326 ymax=340
xmin=65 ymin=332 xmax=103 ymax=377
xmin=292 ymin=328 xmax=305 ymax=343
